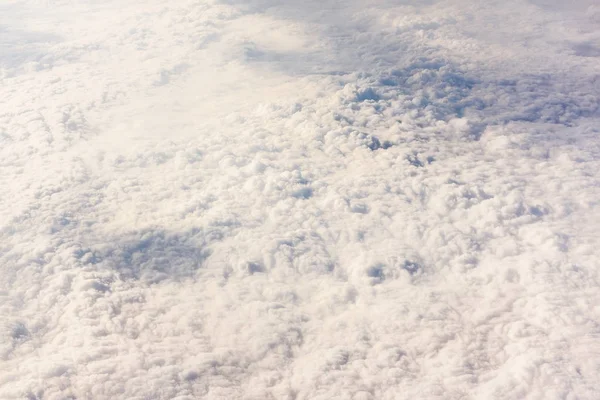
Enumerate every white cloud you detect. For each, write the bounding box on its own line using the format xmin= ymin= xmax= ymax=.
xmin=1 ymin=0 xmax=600 ymax=399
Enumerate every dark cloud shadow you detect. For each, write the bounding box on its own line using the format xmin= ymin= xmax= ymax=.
xmin=74 ymin=227 xmax=215 ymax=284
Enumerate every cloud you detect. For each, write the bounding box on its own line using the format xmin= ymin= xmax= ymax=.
xmin=1 ymin=0 xmax=600 ymax=399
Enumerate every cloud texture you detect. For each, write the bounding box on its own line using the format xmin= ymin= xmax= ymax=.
xmin=1 ymin=0 xmax=600 ymax=399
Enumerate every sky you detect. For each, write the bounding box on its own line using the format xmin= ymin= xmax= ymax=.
xmin=1 ymin=0 xmax=600 ymax=399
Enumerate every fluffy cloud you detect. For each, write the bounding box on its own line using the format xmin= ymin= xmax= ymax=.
xmin=1 ymin=0 xmax=600 ymax=399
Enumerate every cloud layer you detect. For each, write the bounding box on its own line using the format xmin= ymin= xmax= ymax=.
xmin=1 ymin=0 xmax=600 ymax=399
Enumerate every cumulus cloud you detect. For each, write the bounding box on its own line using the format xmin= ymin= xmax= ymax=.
xmin=1 ymin=0 xmax=600 ymax=399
